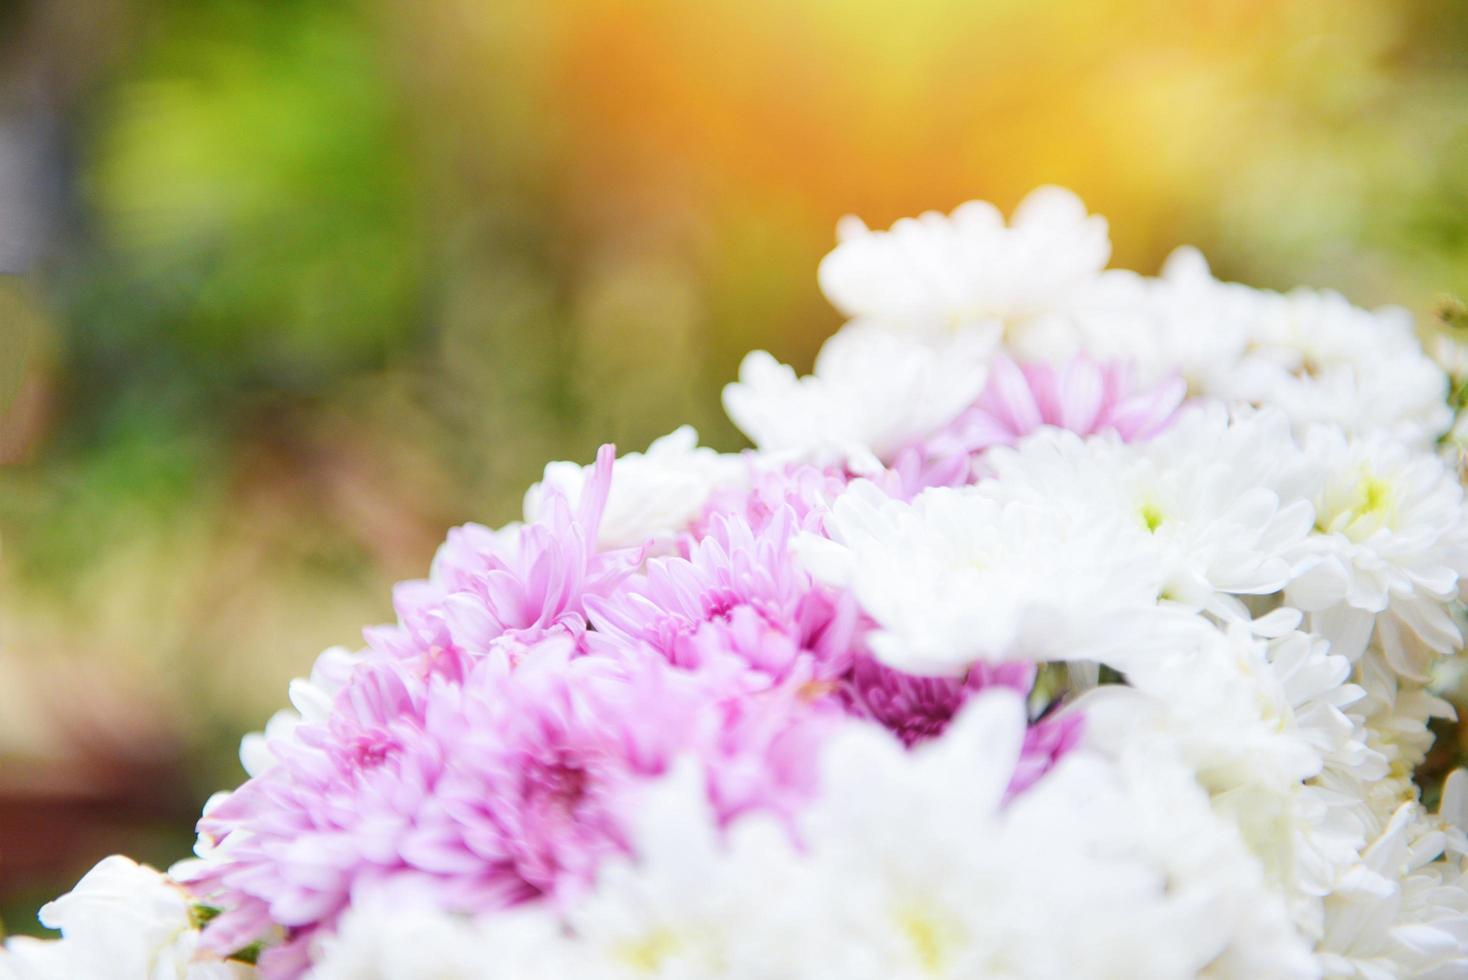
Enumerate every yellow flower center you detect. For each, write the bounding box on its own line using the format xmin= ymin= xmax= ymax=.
xmin=897 ymin=904 xmax=960 ymax=975
xmin=619 ymin=931 xmax=678 ymax=973
xmin=1319 ymin=468 xmax=1398 ymax=539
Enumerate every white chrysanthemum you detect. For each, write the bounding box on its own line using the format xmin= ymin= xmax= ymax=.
xmin=796 ymin=479 xmax=1162 ymax=675
xmin=1327 ymin=649 xmax=1457 ymax=834
xmin=981 ymin=404 xmax=1319 ymax=612
xmin=1231 ymin=290 xmax=1450 ymax=446
xmin=1001 ymin=246 xmax=1259 ymax=393
xmin=1078 ymin=247 xmax=1450 ymax=445
xmin=1094 ymin=247 xmax=1257 ymax=388
xmin=813 ymin=190 xmax=1448 ymax=448
xmin=1093 ymin=620 xmax=1374 ymax=791
xmin=1143 ymin=257 xmax=1451 ymax=445
xmin=523 ymin=426 xmax=747 ymax=551
xmin=558 ymin=766 xmax=803 ymax=979
xmin=791 ymin=695 xmax=1310 ymax=979
xmin=1316 ymin=774 xmax=1468 ymax=980
xmin=722 ymin=323 xmax=994 ymax=473
xmin=1287 ymin=427 xmax=1468 ymax=678
xmin=0 ymin=857 xmax=250 ymax=980
xmin=799 ymin=696 xmax=1311 ymax=979
xmin=1080 ymin=617 xmax=1385 ymax=939
xmin=816 ymin=186 xmax=1110 ymax=342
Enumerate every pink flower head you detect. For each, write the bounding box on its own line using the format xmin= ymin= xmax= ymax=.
xmin=367 ymin=445 xmax=639 ymax=676
xmin=927 ymin=354 xmax=1186 ymax=459
xmin=870 ymin=445 xmax=973 ymax=500
xmin=840 ymin=655 xmax=1035 ymax=747
xmin=186 ymin=636 xmax=711 ymax=975
xmin=186 ymin=636 xmax=841 ymax=976
xmin=399 ymin=643 xmax=701 ymax=903
xmin=696 ymin=458 xmax=850 ymax=538
xmin=693 ymin=453 xmax=960 ymax=532
xmin=586 ymin=506 xmax=860 ymax=687
xmin=697 ymin=674 xmax=840 ymax=827
xmin=838 ymin=654 xmax=1080 ymax=796
xmin=184 ymin=658 xmax=433 ymax=968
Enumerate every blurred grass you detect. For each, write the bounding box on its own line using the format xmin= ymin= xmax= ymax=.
xmin=2 ymin=0 xmax=1468 ymax=932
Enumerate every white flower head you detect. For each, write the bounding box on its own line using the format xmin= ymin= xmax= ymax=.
xmin=1288 ymin=426 xmax=1468 ymax=678
xmin=1317 ymin=791 xmax=1468 ymax=979
xmin=794 ymin=692 xmax=1310 ymax=978
xmin=0 ymin=857 xmax=249 ymax=980
xmin=1106 ymin=246 xmax=1257 ymax=388
xmin=1080 ymin=617 xmax=1384 ymax=939
xmin=981 ymin=404 xmax=1319 ymax=613
xmin=797 ymin=479 xmax=1163 ymax=675
xmin=723 ymin=322 xmax=994 ymax=474
xmin=1084 ymin=619 xmax=1376 ymax=788
xmin=1189 ymin=276 xmax=1451 ymax=446
xmin=817 ymin=186 xmax=1110 ymax=342
xmin=557 ymin=762 xmax=803 ymax=979
xmin=524 ymin=426 xmax=747 ymax=551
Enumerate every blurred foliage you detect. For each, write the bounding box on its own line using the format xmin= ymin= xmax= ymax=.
xmin=2 ymin=0 xmax=1468 ymax=930
xmin=0 ymin=280 xmax=34 ymax=419
xmin=74 ymin=0 xmax=425 ymax=414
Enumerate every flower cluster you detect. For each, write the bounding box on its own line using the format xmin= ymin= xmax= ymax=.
xmin=8 ymin=187 xmax=1468 ymax=979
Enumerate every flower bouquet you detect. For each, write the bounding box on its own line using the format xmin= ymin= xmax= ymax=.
xmin=7 ymin=188 xmax=1468 ymax=979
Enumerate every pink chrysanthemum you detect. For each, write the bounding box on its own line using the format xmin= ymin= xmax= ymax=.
xmin=693 ymin=451 xmax=964 ymax=536
xmin=877 ymin=445 xmax=974 ymax=498
xmin=695 ymin=459 xmax=849 ymax=538
xmin=838 ymin=654 xmax=1081 ymax=794
xmin=587 ymin=506 xmax=860 ymax=686
xmin=365 ymin=445 xmax=637 ymax=677
xmin=187 ymin=637 xmax=818 ymax=977
xmin=927 ymin=354 xmax=1186 ymax=459
xmin=840 ymin=655 xmax=1035 ymax=747
xmin=185 ymin=657 xmax=440 ymax=969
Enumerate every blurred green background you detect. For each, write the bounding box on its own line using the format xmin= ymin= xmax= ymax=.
xmin=1 ymin=0 xmax=1467 ymax=932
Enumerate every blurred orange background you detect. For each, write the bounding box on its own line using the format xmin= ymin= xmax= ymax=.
xmin=1 ymin=0 xmax=1466 ymax=931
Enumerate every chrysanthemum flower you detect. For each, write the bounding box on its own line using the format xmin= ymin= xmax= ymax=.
xmin=1288 ymin=426 xmax=1468 ymax=678
xmin=924 ymin=354 xmax=1185 ymax=461
xmin=587 ymin=506 xmax=860 ymax=686
xmin=722 ymin=323 xmax=994 ymax=474
xmin=366 ymin=445 xmax=635 ymax=676
xmin=798 ymin=479 xmax=1163 ymax=675
xmin=185 ymin=638 xmax=803 ymax=976
xmin=816 ymin=186 xmax=1111 ymax=340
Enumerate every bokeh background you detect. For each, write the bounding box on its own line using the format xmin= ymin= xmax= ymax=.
xmin=2 ymin=0 xmax=1467 ymax=933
